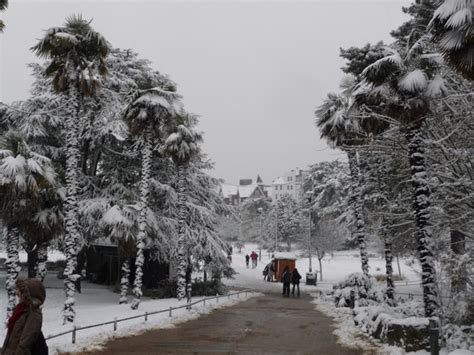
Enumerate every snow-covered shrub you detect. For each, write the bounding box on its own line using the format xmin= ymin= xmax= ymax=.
xmin=333 ymin=273 xmax=371 ymax=308
xmin=441 ymin=324 xmax=473 ymax=352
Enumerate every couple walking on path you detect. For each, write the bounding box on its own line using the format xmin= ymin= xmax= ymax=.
xmin=281 ymin=267 xmax=301 ymax=297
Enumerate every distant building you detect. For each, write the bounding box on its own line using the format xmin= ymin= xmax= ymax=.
xmin=219 ymin=175 xmax=268 ymax=205
xmin=272 ymin=168 xmax=306 ymax=202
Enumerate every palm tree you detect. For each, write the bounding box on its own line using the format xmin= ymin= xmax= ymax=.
xmin=32 ymin=14 xmax=110 ymax=323
xmin=360 ymin=44 xmax=447 ymax=317
xmin=124 ymin=87 xmax=182 ymax=309
xmin=0 ymin=130 xmax=58 ymax=318
xmin=430 ymin=0 xmax=474 ymax=80
xmin=160 ymin=117 xmax=202 ymax=301
xmin=0 ymin=0 xmax=7 ymax=32
xmin=315 ymin=91 xmax=371 ymax=282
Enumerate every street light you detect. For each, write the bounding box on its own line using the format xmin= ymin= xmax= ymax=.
xmin=305 ymin=191 xmax=313 ymax=272
xmin=257 ymin=207 xmax=263 ymax=261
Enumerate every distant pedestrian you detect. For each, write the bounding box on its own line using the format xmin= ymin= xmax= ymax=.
xmin=250 ymin=251 xmax=258 ymax=268
xmin=262 ymin=265 xmax=269 ymax=280
xmin=281 ymin=266 xmax=291 ymax=297
xmin=269 ymin=258 xmax=276 ymax=282
xmin=2 ymin=278 xmax=48 ymax=355
xmin=245 ymin=254 xmax=250 ymax=268
xmin=291 ymin=268 xmax=302 ymax=296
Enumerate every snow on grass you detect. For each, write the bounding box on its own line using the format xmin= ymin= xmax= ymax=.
xmin=0 ymin=269 xmax=259 ymax=355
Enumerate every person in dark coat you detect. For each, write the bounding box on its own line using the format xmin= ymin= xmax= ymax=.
xmin=281 ymin=266 xmax=291 ymax=297
xmin=2 ymin=278 xmax=46 ymax=355
xmin=245 ymin=254 xmax=250 ymax=268
xmin=291 ymin=268 xmax=302 ymax=296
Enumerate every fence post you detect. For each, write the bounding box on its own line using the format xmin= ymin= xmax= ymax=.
xmin=349 ymin=290 xmax=355 ymax=309
xmin=169 ymin=307 xmax=172 ymax=317
xmin=228 ymin=293 xmax=230 ymax=300
xmin=203 ymin=297 xmax=206 ymax=306
xmin=72 ymin=326 xmax=76 ymax=344
xmin=216 ymin=293 xmax=219 ymax=303
xmin=145 ymin=312 xmax=148 ymax=322
xmin=429 ymin=318 xmax=439 ymax=355
xmin=245 ymin=290 xmax=248 ymax=297
xmin=237 ymin=292 xmax=240 ymax=299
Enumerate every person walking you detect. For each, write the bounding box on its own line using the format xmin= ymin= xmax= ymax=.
xmin=250 ymin=251 xmax=258 ymax=269
xmin=281 ymin=266 xmax=291 ymax=297
xmin=291 ymin=268 xmax=302 ymax=296
xmin=245 ymin=254 xmax=250 ymax=269
xmin=2 ymin=278 xmax=48 ymax=355
xmin=269 ymin=259 xmax=276 ymax=282
xmin=262 ymin=264 xmax=269 ymax=281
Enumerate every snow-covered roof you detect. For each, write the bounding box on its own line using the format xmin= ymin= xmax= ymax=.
xmin=272 ymin=177 xmax=285 ymax=185
xmin=274 ymin=252 xmax=297 ymax=260
xmin=220 ymin=183 xmax=239 ymax=198
xmin=238 ymin=184 xmax=258 ymax=198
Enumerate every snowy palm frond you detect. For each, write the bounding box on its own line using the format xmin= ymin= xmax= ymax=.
xmin=439 ymin=30 xmax=468 ymax=50
xmin=398 ymin=69 xmax=428 ymax=93
xmin=445 ymin=8 xmax=472 ymax=28
xmin=362 ymin=49 xmax=405 ymax=85
xmin=425 ymin=75 xmax=448 ymax=98
xmin=432 ymin=0 xmax=470 ymax=21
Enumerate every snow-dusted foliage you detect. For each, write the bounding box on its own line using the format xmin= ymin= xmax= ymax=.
xmin=333 ymin=273 xmax=372 ymax=308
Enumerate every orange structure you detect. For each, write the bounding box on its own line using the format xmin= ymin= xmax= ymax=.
xmin=273 ymin=255 xmax=296 ymax=282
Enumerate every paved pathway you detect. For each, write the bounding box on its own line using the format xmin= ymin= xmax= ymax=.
xmin=71 ymin=291 xmax=368 ymax=355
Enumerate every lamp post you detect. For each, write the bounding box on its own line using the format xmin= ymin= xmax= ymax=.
xmin=305 ymin=191 xmax=313 ymax=272
xmin=257 ymin=207 xmax=263 ymax=261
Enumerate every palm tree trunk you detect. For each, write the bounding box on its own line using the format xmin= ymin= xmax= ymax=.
xmin=63 ymin=87 xmax=82 ymax=323
xmin=35 ymin=242 xmax=48 ymax=282
xmin=347 ymin=150 xmax=370 ymax=279
xmin=120 ymin=259 xmax=130 ymax=304
xmin=131 ymin=130 xmax=151 ymax=310
xmin=376 ymin=158 xmax=395 ymax=302
xmin=405 ymin=126 xmax=438 ymax=317
xmin=176 ymin=164 xmax=188 ymax=301
xmin=5 ymin=227 xmax=20 ymax=319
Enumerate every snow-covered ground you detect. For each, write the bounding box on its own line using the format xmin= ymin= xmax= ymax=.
xmin=227 ymin=243 xmax=421 ymax=294
xmin=0 ymin=244 xmax=442 ymax=354
xmin=0 ymin=253 xmax=259 ymax=354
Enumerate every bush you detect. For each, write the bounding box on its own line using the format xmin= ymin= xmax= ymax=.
xmin=333 ymin=273 xmax=371 ymax=308
xmin=373 ymin=274 xmax=405 ymax=282
xmin=143 ymin=279 xmax=228 ymax=299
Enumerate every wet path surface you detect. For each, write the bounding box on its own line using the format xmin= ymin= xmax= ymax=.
xmin=73 ymin=292 xmax=363 ymax=355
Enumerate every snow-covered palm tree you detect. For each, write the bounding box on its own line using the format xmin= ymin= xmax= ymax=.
xmin=430 ymin=0 xmax=474 ymax=80
xmin=360 ymin=44 xmax=447 ymax=317
xmin=125 ymin=87 xmax=182 ymax=309
xmin=0 ymin=130 xmax=57 ymax=318
xmin=32 ymin=14 xmax=110 ymax=323
xmin=315 ymin=91 xmax=371 ymax=282
xmin=160 ymin=117 xmax=202 ymax=301
xmin=0 ymin=0 xmax=7 ymax=32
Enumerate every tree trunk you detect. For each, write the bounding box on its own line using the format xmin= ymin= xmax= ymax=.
xmin=131 ymin=130 xmax=152 ymax=310
xmin=318 ymin=258 xmax=323 ymax=282
xmin=35 ymin=242 xmax=48 ymax=282
xmin=5 ymin=227 xmax=21 ymax=319
xmin=26 ymin=246 xmax=38 ymax=278
xmin=450 ymin=230 xmax=467 ymax=294
xmin=376 ymin=158 xmax=395 ymax=302
xmin=176 ymin=163 xmax=188 ymax=301
xmin=120 ymin=259 xmax=130 ymax=304
xmin=405 ymin=126 xmax=438 ymax=317
xmin=347 ymin=150 xmax=369 ymax=279
xmin=396 ymin=254 xmax=402 ymax=278
xmin=62 ymin=86 xmax=82 ymax=323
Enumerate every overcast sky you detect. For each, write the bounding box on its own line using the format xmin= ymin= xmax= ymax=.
xmin=0 ymin=0 xmax=410 ymax=184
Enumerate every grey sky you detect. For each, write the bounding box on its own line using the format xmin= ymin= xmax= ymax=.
xmin=0 ymin=0 xmax=410 ymax=184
